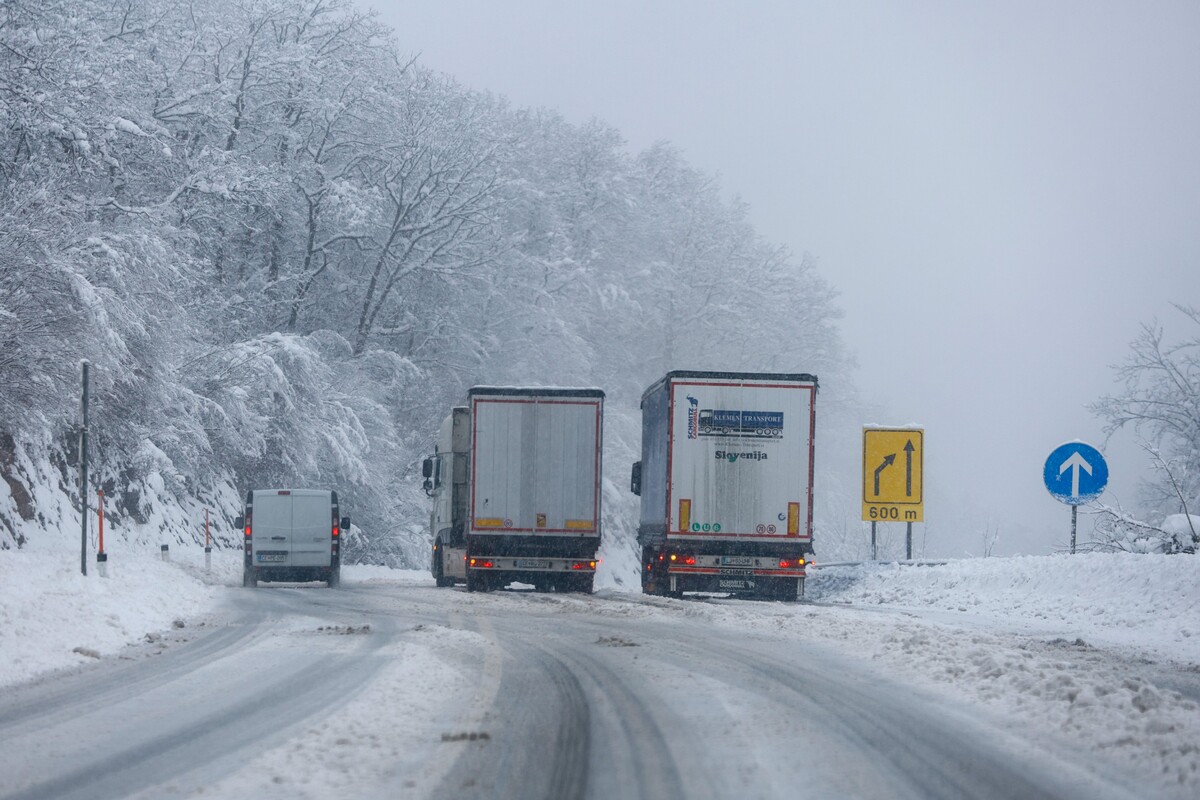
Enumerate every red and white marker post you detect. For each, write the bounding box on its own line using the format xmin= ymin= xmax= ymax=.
xmin=96 ymin=489 xmax=107 ymax=578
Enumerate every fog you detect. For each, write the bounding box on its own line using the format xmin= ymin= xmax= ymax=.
xmin=374 ymin=0 xmax=1200 ymax=556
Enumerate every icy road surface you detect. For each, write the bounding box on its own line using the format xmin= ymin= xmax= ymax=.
xmin=3 ymin=573 xmax=1188 ymax=800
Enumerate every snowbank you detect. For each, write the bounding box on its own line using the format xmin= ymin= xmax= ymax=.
xmin=808 ymin=553 xmax=1200 ymax=665
xmin=0 ymin=547 xmax=220 ymax=688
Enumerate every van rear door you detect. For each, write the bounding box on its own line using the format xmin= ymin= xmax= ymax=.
xmin=290 ymin=490 xmax=333 ymax=568
xmin=252 ymin=491 xmax=293 ymax=566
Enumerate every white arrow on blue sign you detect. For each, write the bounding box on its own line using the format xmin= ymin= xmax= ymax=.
xmin=1043 ymin=441 xmax=1109 ymax=505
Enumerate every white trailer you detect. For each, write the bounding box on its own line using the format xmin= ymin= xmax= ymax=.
xmin=425 ymin=386 xmax=604 ymax=593
xmin=631 ymin=371 xmax=817 ymax=601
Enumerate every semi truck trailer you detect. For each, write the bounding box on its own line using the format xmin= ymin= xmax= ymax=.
xmin=630 ymin=371 xmax=817 ymax=601
xmin=424 ymin=386 xmax=605 ymax=593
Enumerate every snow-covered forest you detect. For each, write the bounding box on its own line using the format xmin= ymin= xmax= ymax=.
xmin=0 ymin=0 xmax=851 ymax=566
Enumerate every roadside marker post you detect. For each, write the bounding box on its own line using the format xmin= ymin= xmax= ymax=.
xmin=1043 ymin=441 xmax=1109 ymax=554
xmin=96 ymin=489 xmax=107 ymax=578
xmin=205 ymin=509 xmax=212 ymax=572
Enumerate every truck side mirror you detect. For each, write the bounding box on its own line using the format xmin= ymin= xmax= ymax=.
xmin=340 ymin=516 xmax=351 ymax=531
xmin=630 ymin=461 xmax=642 ymax=496
xmin=234 ymin=515 xmax=244 ymax=530
xmin=422 ymin=478 xmax=434 ymax=496
xmin=422 ymin=458 xmax=434 ymax=478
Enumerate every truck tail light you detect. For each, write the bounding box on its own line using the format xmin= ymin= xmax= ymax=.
xmin=779 ymin=559 xmax=793 ymax=568
xmin=683 ymin=556 xmax=696 ymax=565
xmin=470 ymin=559 xmax=494 ymax=569
xmin=571 ymin=561 xmax=597 ymax=571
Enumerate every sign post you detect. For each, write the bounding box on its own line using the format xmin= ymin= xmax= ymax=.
xmin=863 ymin=427 xmax=924 ymax=559
xmin=1043 ymin=441 xmax=1109 ymax=554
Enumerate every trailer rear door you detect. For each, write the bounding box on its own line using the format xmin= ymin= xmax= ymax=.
xmin=470 ymin=392 xmax=602 ymax=535
xmin=667 ymin=376 xmax=815 ymax=541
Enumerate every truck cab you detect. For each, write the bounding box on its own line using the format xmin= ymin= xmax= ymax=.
xmin=425 ymin=407 xmax=469 ymax=587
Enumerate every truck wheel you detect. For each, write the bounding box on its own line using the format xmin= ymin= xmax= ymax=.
xmin=641 ymin=547 xmax=660 ymax=596
xmin=433 ymin=544 xmax=454 ymax=587
xmin=761 ymin=579 xmax=798 ymax=602
xmin=466 ymin=569 xmax=480 ymax=593
xmin=243 ymin=567 xmax=258 ymax=588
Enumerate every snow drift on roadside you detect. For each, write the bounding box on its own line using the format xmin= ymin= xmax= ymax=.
xmin=0 ymin=548 xmax=220 ymax=688
xmin=807 ymin=553 xmax=1200 ymax=665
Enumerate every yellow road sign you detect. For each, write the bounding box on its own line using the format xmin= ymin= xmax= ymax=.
xmin=862 ymin=428 xmax=924 ymax=522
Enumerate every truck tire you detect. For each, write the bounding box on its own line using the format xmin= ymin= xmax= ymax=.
xmin=433 ymin=544 xmax=454 ymax=587
xmin=466 ymin=569 xmax=479 ymax=592
xmin=760 ymin=578 xmax=798 ymax=602
xmin=243 ymin=567 xmax=258 ymax=588
xmin=641 ymin=547 xmax=661 ymax=596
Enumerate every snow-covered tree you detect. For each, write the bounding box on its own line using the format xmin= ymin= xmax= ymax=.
xmin=1090 ymin=305 xmax=1200 ymax=554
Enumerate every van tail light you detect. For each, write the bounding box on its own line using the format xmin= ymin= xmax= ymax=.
xmin=332 ymin=526 xmax=339 ymax=538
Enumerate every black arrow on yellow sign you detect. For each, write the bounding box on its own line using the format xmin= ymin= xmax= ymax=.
xmin=873 ymin=453 xmax=896 ymax=496
xmin=905 ymin=439 xmax=915 ymax=497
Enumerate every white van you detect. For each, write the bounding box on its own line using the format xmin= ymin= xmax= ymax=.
xmin=235 ymin=489 xmax=350 ymax=587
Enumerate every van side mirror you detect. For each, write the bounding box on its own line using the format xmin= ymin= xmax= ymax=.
xmin=234 ymin=515 xmax=244 ymax=529
xmin=340 ymin=516 xmax=351 ymax=531
xmin=422 ymin=458 xmax=434 ymax=478
xmin=630 ymin=461 xmax=642 ymax=496
xmin=422 ymin=478 xmax=434 ymax=496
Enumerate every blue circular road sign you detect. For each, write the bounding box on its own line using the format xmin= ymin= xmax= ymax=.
xmin=1043 ymin=441 xmax=1109 ymax=505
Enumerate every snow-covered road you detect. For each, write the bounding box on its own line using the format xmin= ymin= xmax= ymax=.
xmin=3 ymin=566 xmax=1191 ymax=800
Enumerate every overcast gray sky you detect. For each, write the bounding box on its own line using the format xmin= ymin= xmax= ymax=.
xmin=373 ymin=0 xmax=1200 ymax=556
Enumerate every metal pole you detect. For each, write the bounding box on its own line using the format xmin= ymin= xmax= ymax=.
xmin=80 ymin=361 xmax=89 ymax=576
xmin=906 ymin=521 xmax=912 ymax=560
xmin=1071 ymin=505 xmax=1077 ymax=555
xmin=871 ymin=521 xmax=877 ymax=560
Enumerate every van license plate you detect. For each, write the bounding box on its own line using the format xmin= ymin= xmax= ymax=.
xmin=515 ymin=559 xmax=550 ymax=569
xmin=258 ymin=553 xmax=286 ymax=562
